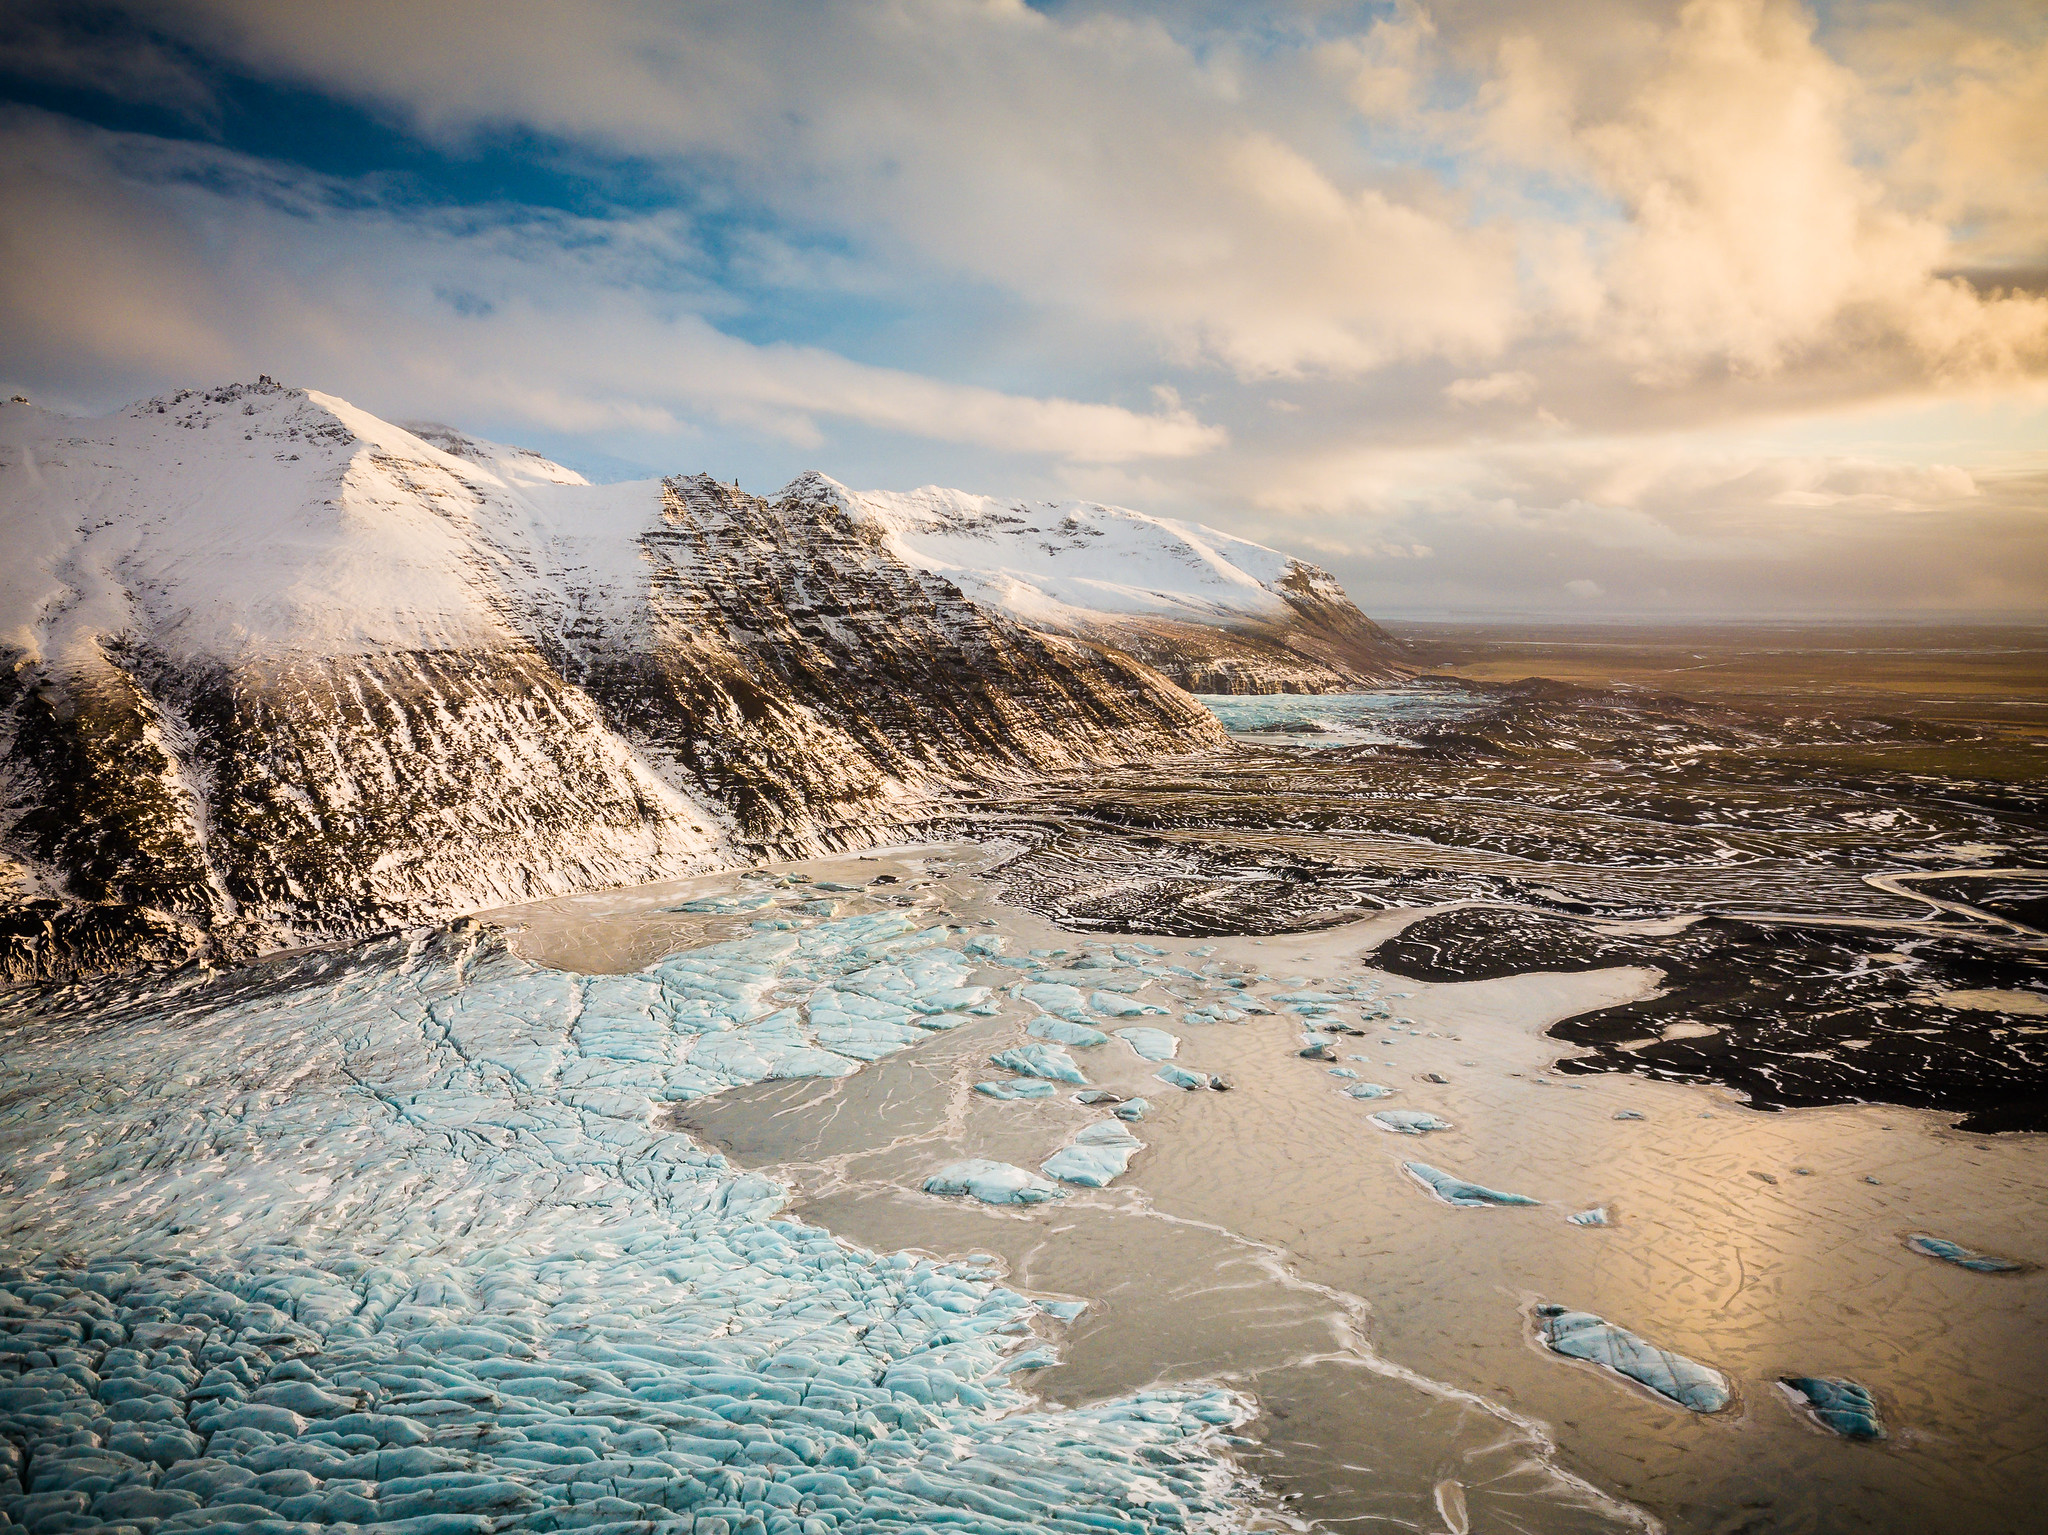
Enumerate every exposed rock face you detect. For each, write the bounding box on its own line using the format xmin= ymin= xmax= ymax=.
xmin=830 ymin=479 xmax=1408 ymax=693
xmin=0 ymin=381 xmax=1226 ymax=980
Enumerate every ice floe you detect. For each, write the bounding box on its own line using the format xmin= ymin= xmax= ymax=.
xmin=1779 ymin=1377 xmax=1885 ymax=1440
xmin=1027 ymin=1017 xmax=1110 ymax=1048
xmin=1566 ymin=1208 xmax=1612 ymax=1227
xmin=1368 ymin=1110 xmax=1453 ymax=1135
xmin=1155 ymin=1064 xmax=1209 ymax=1091
xmin=1534 ymin=1306 xmax=1731 ymax=1412
xmin=1089 ymin=993 xmax=1168 ymax=1019
xmin=1112 ymin=1028 xmax=1179 ymax=1062
xmin=988 ymin=1043 xmax=1088 ymax=1084
xmin=924 ymin=1159 xmax=1067 ymax=1205
xmin=1344 ymin=1083 xmax=1394 ymax=1100
xmin=1040 ymin=1123 xmax=1146 ymax=1188
xmin=1402 ymin=1164 xmax=1538 ymax=1208
xmin=975 ymin=1079 xmax=1060 ymax=1101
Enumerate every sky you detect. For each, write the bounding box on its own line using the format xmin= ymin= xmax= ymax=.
xmin=1 ymin=0 xmax=2044 ymax=621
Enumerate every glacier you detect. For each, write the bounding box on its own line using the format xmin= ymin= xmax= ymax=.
xmin=0 ymin=913 xmax=1255 ymax=1535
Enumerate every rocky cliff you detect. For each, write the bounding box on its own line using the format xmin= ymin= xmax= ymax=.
xmin=0 ymin=380 xmax=1226 ymax=980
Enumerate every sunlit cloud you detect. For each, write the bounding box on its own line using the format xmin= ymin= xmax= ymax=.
xmin=0 ymin=0 xmax=2042 ymax=615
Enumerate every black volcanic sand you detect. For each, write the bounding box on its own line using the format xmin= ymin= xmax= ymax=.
xmin=970 ymin=677 xmax=2048 ymax=1131
xmin=1372 ymin=906 xmax=2048 ymax=1131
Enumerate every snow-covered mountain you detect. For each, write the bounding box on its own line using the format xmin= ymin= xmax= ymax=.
xmin=0 ymin=379 xmax=1388 ymax=979
xmin=818 ymin=479 xmax=1404 ymax=694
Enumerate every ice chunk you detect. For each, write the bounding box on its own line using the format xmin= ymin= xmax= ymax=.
xmin=924 ymin=1159 xmax=1066 ymax=1205
xmin=1369 ymin=1109 xmax=1452 ymax=1134
xmin=990 ymin=1042 xmax=1088 ymax=1083
xmin=1345 ymin=1082 xmax=1394 ymax=1099
xmin=1182 ymin=1004 xmax=1244 ymax=1023
xmin=1114 ymin=1098 xmax=1150 ymax=1121
xmin=1091 ymin=991 xmax=1169 ymax=1018
xmin=1156 ymin=1063 xmax=1208 ymax=1090
xmin=1566 ymin=1207 xmax=1611 ymax=1227
xmin=976 ymin=1078 xmax=1059 ymax=1100
xmin=674 ymin=891 xmax=778 ymax=914
xmin=1030 ymin=1016 xmax=1111 ymax=1048
xmin=1534 ymin=1305 xmax=1731 ymax=1412
xmin=1018 ymin=982 xmax=1090 ymax=1020
xmin=1780 ymin=1377 xmax=1886 ymax=1440
xmin=1037 ymin=1298 xmax=1088 ymax=1322
xmin=1613 ymin=1109 xmax=1646 ymax=1121
xmin=1904 ymin=1234 xmax=2030 ymax=1273
xmin=1113 ymin=1026 xmax=1179 ymax=1061
xmin=964 ymin=933 xmax=1007 ymax=957
xmin=1403 ymin=1162 xmax=1538 ymax=1207
xmin=1041 ymin=1122 xmax=1145 ymax=1187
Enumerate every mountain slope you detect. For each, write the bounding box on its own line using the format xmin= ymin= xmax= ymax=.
xmin=826 ymin=478 xmax=1407 ymax=693
xmin=0 ymin=380 xmax=1224 ymax=979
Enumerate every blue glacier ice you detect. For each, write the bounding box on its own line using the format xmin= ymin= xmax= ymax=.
xmin=1155 ymin=1064 xmax=1209 ymax=1091
xmin=1402 ymin=1164 xmax=1539 ymax=1208
xmin=1089 ymin=993 xmax=1168 ymax=1019
xmin=1114 ymin=1099 xmax=1150 ymax=1122
xmin=1779 ymin=1377 xmax=1885 ymax=1440
xmin=1345 ymin=1082 xmax=1394 ymax=1099
xmin=1040 ymin=1123 xmax=1146 ymax=1188
xmin=0 ymin=913 xmax=1254 ymax=1535
xmin=988 ymin=1043 xmax=1088 ymax=1084
xmin=1369 ymin=1110 xmax=1452 ymax=1135
xmin=1904 ymin=1234 xmax=2029 ymax=1273
xmin=924 ymin=1159 xmax=1067 ymax=1205
xmin=1566 ymin=1207 xmax=1612 ymax=1227
xmin=975 ymin=1079 xmax=1060 ymax=1100
xmin=1016 ymin=982 xmax=1091 ymax=1021
xmin=1112 ymin=1027 xmax=1178 ymax=1061
xmin=1534 ymin=1306 xmax=1731 ymax=1412
xmin=1028 ymin=1016 xmax=1110 ymax=1048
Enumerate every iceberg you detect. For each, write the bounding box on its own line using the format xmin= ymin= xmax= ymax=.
xmin=673 ymin=890 xmax=779 ymax=914
xmin=1403 ymin=1163 xmax=1539 ymax=1208
xmin=924 ymin=1159 xmax=1067 ymax=1205
xmin=1113 ymin=1026 xmax=1179 ymax=1061
xmin=1345 ymin=1082 xmax=1394 ymax=1099
xmin=989 ymin=1042 xmax=1088 ymax=1083
xmin=1041 ymin=1122 xmax=1146 ymax=1188
xmin=1156 ymin=1063 xmax=1209 ymax=1090
xmin=1369 ymin=1109 xmax=1453 ymax=1134
xmin=1780 ymin=1377 xmax=1886 ymax=1440
xmin=1566 ymin=1207 xmax=1611 ymax=1227
xmin=1017 ymin=982 xmax=1091 ymax=1020
xmin=1115 ymin=1098 xmax=1151 ymax=1121
xmin=1534 ymin=1305 xmax=1731 ymax=1412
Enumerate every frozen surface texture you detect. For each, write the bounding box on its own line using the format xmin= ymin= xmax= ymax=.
xmin=0 ymin=915 xmax=1253 ymax=1535
xmin=1401 ymin=1163 xmax=1538 ymax=1208
xmin=1534 ymin=1306 xmax=1731 ymax=1413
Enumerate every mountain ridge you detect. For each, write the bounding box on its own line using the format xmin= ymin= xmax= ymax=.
xmin=0 ymin=379 xmax=1393 ymax=980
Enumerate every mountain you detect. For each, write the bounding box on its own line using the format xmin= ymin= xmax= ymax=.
xmin=821 ymin=479 xmax=1406 ymax=694
xmin=0 ymin=379 xmax=1386 ymax=980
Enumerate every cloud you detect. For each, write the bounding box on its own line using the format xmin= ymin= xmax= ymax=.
xmin=0 ymin=112 xmax=1221 ymax=463
xmin=1 ymin=0 xmax=2043 ymax=617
